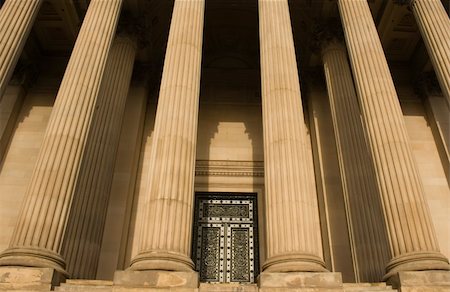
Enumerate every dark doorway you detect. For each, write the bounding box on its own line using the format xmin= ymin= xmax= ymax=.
xmin=192 ymin=192 xmax=259 ymax=283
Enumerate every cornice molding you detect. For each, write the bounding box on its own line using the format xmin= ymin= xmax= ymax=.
xmin=195 ymin=160 xmax=264 ymax=177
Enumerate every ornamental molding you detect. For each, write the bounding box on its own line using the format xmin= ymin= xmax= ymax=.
xmin=393 ymin=0 xmax=413 ymax=6
xmin=311 ymin=18 xmax=345 ymax=55
xmin=195 ymin=160 xmax=264 ymax=177
xmin=117 ymin=11 xmax=152 ymax=49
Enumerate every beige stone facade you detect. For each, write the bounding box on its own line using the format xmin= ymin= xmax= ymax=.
xmin=0 ymin=0 xmax=449 ymax=291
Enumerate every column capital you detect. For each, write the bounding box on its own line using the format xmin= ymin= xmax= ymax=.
xmin=8 ymin=61 xmax=39 ymax=89
xmin=117 ymin=12 xmax=150 ymax=49
xmin=393 ymin=0 xmax=412 ymax=6
xmin=394 ymin=0 xmax=419 ymax=8
xmin=311 ymin=18 xmax=346 ymax=56
xmin=414 ymin=71 xmax=443 ymax=98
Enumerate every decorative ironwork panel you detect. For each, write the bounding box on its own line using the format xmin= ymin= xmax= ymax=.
xmin=203 ymin=204 xmax=249 ymax=219
xmin=199 ymin=198 xmax=253 ymax=222
xmin=192 ymin=193 xmax=259 ymax=284
xmin=197 ymin=224 xmax=224 ymax=282
xmin=228 ymin=226 xmax=252 ymax=282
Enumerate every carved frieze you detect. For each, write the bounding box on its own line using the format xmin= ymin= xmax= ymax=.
xmin=195 ymin=160 xmax=264 ymax=177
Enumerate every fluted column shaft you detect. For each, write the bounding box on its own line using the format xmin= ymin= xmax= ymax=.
xmin=0 ymin=0 xmax=122 ymax=275
xmin=338 ymin=0 xmax=450 ymax=279
xmin=259 ymin=0 xmax=326 ymax=272
xmin=130 ymin=0 xmax=204 ymax=271
xmin=62 ymin=36 xmax=136 ymax=279
xmin=0 ymin=0 xmax=42 ymax=100
xmin=321 ymin=40 xmax=390 ymax=281
xmin=409 ymin=0 xmax=450 ymax=107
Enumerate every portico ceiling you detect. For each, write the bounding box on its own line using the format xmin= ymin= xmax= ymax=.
xmin=23 ymin=0 xmax=429 ymax=71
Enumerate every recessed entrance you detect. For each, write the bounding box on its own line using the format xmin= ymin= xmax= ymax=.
xmin=192 ymin=192 xmax=259 ymax=283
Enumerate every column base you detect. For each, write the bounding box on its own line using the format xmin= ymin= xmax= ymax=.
xmin=129 ymin=250 xmax=194 ymax=271
xmin=383 ymin=251 xmax=450 ymax=280
xmin=114 ymin=270 xmax=199 ymax=288
xmin=0 ymin=266 xmax=65 ymax=290
xmin=262 ymin=253 xmax=328 ymax=272
xmin=388 ymin=270 xmax=450 ymax=292
xmin=0 ymin=247 xmax=68 ymax=276
xmin=258 ymin=272 xmax=343 ymax=290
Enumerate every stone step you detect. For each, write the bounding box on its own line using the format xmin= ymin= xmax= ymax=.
xmin=56 ymin=288 xmax=198 ymax=292
xmin=55 ymin=285 xmax=112 ymax=291
xmin=55 ymin=281 xmax=199 ymax=292
xmin=199 ymin=283 xmax=258 ymax=291
xmin=1 ymin=290 xmax=52 ymax=292
xmin=343 ymin=282 xmax=396 ymax=292
xmin=0 ymin=283 xmax=52 ymax=291
xmin=53 ymin=280 xmax=400 ymax=292
xmin=67 ymin=280 xmax=114 ymax=285
xmin=55 ymin=280 xmax=113 ymax=291
xmin=55 ymin=287 xmax=111 ymax=291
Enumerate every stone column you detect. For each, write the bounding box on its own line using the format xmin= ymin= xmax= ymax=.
xmin=0 ymin=0 xmax=42 ymax=100
xmin=407 ymin=0 xmax=450 ymax=107
xmin=338 ymin=0 xmax=450 ymax=279
xmin=130 ymin=0 xmax=204 ymax=271
xmin=320 ymin=38 xmax=390 ymax=281
xmin=259 ymin=0 xmax=327 ymax=272
xmin=0 ymin=0 xmax=122 ymax=275
xmin=62 ymin=35 xmax=136 ymax=279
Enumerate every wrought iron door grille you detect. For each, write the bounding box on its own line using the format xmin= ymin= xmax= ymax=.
xmin=192 ymin=193 xmax=259 ymax=283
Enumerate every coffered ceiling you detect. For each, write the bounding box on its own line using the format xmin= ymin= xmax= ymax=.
xmin=23 ymin=0 xmax=429 ymax=72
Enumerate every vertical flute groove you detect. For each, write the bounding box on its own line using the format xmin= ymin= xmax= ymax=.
xmin=0 ymin=0 xmax=123 ymax=274
xmin=62 ymin=37 xmax=136 ymax=279
xmin=259 ymin=0 xmax=326 ymax=272
xmin=321 ymin=41 xmax=391 ymax=281
xmin=410 ymin=0 xmax=450 ymax=106
xmin=130 ymin=0 xmax=205 ymax=272
xmin=0 ymin=0 xmax=42 ymax=100
xmin=338 ymin=0 xmax=449 ymax=279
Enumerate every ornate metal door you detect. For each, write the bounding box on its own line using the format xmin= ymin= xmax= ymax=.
xmin=192 ymin=193 xmax=259 ymax=283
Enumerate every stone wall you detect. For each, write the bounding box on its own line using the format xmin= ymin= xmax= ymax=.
xmin=0 ymin=82 xmax=55 ymax=252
